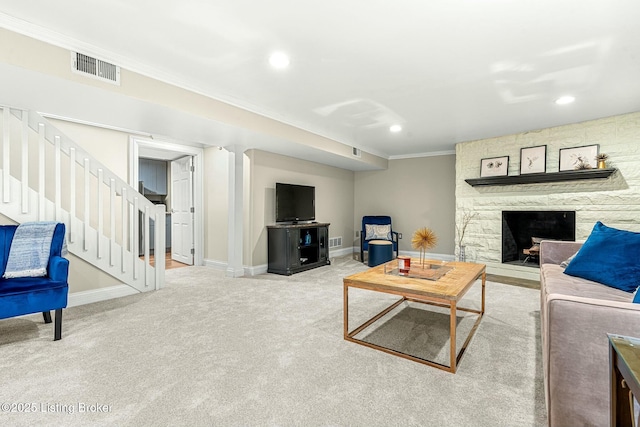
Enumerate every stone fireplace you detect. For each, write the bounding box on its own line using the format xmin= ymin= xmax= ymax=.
xmin=502 ymin=211 xmax=575 ymax=267
xmin=454 ymin=112 xmax=640 ymax=280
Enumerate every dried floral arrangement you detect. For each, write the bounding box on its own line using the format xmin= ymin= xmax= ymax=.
xmin=412 ymin=227 xmax=437 ymax=267
xmin=456 ymin=209 xmax=478 ymax=248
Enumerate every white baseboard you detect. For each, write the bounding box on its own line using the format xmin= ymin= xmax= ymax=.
xmin=485 ymin=262 xmax=540 ymax=281
xmin=246 ymin=264 xmax=268 ymax=276
xmin=351 ymin=246 xmax=456 ymax=262
xmin=65 ymin=255 xmax=537 ymax=310
xmin=226 ymin=266 xmax=245 ymax=278
xmin=204 ymin=259 xmax=254 ymax=277
xmin=249 ymin=247 xmax=354 ymax=276
xmin=203 ymin=259 xmax=227 ymax=271
xmin=204 ymin=259 xmax=266 ymax=277
xmin=205 ymin=249 xmax=354 ymax=277
xmin=398 ymin=250 xmax=456 ymax=262
xmin=68 ymin=285 xmax=139 ymax=307
xmin=68 ymin=249 xmax=455 ymax=307
xmin=329 ymin=247 xmax=354 ymax=258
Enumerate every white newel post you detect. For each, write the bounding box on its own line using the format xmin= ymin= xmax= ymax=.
xmin=154 ymin=204 xmax=166 ymax=290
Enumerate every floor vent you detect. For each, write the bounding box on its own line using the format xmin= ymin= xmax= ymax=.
xmin=71 ymin=52 xmax=121 ymax=85
xmin=329 ymin=237 xmax=342 ymax=248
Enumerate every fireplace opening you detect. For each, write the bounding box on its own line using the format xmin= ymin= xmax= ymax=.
xmin=502 ymin=211 xmax=576 ymax=267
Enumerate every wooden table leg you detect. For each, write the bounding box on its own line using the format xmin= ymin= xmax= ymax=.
xmin=481 ymin=270 xmax=486 ymax=314
xmin=343 ymin=283 xmax=349 ymax=339
xmin=450 ymin=300 xmax=457 ymax=373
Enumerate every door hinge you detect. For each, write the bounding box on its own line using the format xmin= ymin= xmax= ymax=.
xmin=190 ymin=207 xmax=194 ymax=213
xmin=190 ymin=165 xmax=194 ymax=172
xmin=190 ymin=248 xmax=195 ymax=255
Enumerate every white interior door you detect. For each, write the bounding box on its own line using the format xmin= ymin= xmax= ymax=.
xmin=171 ymin=156 xmax=194 ymax=265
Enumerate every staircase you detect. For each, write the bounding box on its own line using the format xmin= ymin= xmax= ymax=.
xmin=0 ymin=105 xmax=165 ymax=294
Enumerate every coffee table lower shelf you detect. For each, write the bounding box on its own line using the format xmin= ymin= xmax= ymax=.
xmin=344 ymin=295 xmax=483 ymax=373
xmin=343 ymin=260 xmax=486 ymax=374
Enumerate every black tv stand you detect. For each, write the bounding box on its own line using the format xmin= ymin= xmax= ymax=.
xmin=267 ymin=223 xmax=330 ymax=275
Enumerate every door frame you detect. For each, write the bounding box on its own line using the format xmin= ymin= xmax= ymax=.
xmin=129 ymin=136 xmax=204 ymax=266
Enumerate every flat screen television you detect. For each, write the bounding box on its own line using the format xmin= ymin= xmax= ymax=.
xmin=275 ymin=183 xmax=315 ymax=223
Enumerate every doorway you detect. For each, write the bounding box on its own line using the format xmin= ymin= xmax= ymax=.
xmin=129 ymin=137 xmax=204 ymax=267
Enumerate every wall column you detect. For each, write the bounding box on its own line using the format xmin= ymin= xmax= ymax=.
xmin=226 ymin=145 xmax=245 ymax=277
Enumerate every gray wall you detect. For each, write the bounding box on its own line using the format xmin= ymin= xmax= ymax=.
xmin=203 ymin=146 xmax=230 ymax=263
xmin=354 ymin=155 xmax=456 ymax=256
xmin=247 ymin=149 xmax=355 ymax=267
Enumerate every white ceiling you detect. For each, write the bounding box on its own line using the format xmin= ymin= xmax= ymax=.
xmin=1 ymin=1 xmax=640 ymax=169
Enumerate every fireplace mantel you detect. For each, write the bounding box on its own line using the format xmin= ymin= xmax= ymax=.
xmin=465 ymin=168 xmax=616 ymax=187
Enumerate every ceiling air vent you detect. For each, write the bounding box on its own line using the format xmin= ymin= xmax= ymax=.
xmin=71 ymin=52 xmax=121 ymax=85
xmin=352 ymin=147 xmax=361 ymax=158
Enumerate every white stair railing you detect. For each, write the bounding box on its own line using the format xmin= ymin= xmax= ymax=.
xmin=0 ymin=105 xmax=164 ymax=293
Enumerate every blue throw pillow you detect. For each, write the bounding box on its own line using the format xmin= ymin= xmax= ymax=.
xmin=564 ymin=221 xmax=640 ymax=293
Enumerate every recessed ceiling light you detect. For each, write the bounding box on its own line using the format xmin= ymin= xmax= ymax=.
xmin=390 ymin=124 xmax=402 ymax=133
xmin=269 ymin=52 xmax=290 ymax=69
xmin=555 ymin=96 xmax=575 ymax=105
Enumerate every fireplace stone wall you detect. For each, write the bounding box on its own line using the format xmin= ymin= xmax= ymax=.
xmin=455 ymin=112 xmax=640 ymax=280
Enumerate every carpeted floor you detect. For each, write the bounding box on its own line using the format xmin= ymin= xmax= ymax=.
xmin=0 ymin=256 xmax=547 ymax=426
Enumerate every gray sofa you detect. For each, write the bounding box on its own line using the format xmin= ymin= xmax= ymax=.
xmin=540 ymin=240 xmax=640 ymax=427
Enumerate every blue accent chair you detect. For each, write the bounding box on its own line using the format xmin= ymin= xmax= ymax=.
xmin=360 ymin=216 xmax=401 ymax=263
xmin=0 ymin=223 xmax=69 ymax=341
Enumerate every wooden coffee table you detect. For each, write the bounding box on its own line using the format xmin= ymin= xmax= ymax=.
xmin=343 ymin=259 xmax=486 ymax=373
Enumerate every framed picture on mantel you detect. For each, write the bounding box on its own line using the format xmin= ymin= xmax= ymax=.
xmin=480 ymin=156 xmax=509 ymax=177
xmin=520 ymin=145 xmax=546 ymax=174
xmin=559 ymin=144 xmax=599 ymax=171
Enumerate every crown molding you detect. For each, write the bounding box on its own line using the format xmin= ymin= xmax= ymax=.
xmin=389 ymin=150 xmax=456 ymax=160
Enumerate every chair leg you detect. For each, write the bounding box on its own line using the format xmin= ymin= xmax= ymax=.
xmin=54 ymin=309 xmax=62 ymax=341
xmin=43 ymin=311 xmax=52 ymax=324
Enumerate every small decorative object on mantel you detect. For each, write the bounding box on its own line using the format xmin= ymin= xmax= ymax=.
xmin=595 ymin=153 xmax=609 ymax=169
xmin=559 ymin=144 xmax=599 ymax=171
xmin=480 ymin=156 xmax=509 ymax=177
xmin=411 ymin=227 xmax=437 ymax=268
